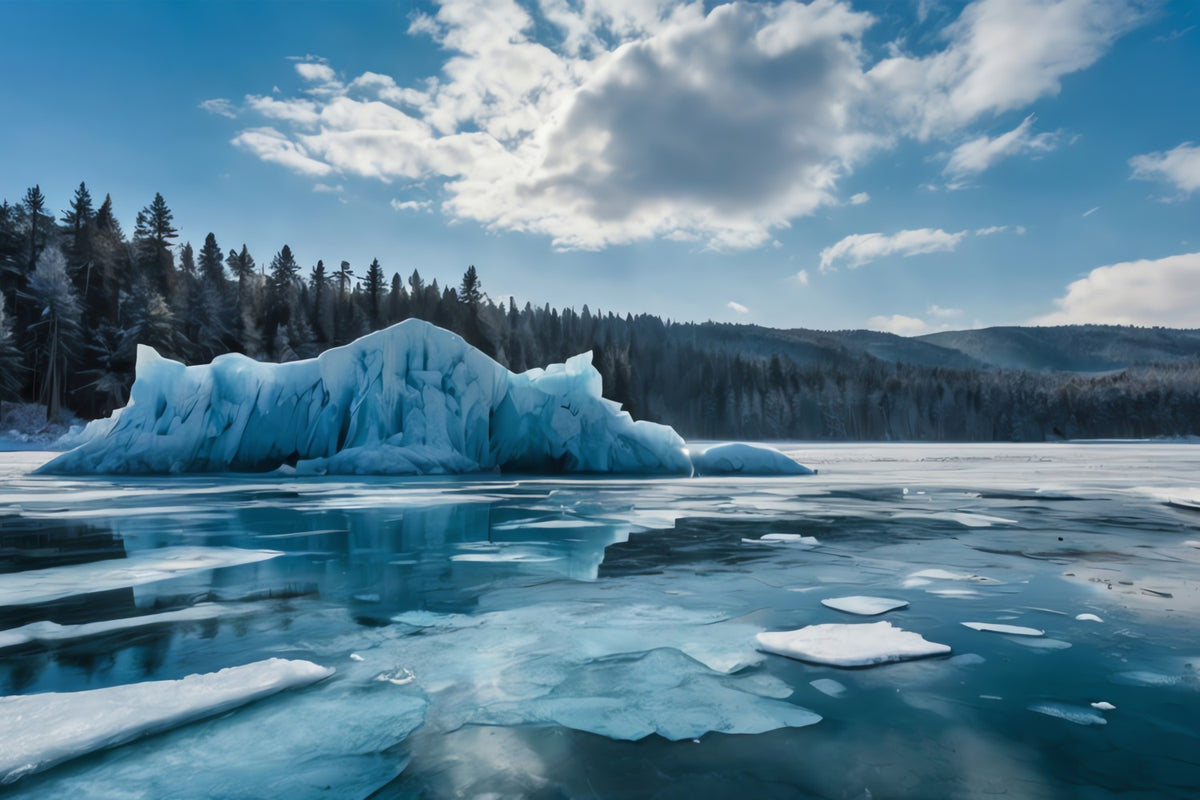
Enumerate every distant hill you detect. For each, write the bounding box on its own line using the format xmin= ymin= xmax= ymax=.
xmin=917 ymin=325 xmax=1200 ymax=372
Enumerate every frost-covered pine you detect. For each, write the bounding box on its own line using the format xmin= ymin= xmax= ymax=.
xmin=0 ymin=300 xmax=23 ymax=400
xmin=23 ymin=247 xmax=82 ymax=419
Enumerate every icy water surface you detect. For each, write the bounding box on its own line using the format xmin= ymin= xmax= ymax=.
xmin=1 ymin=443 xmax=1199 ymax=798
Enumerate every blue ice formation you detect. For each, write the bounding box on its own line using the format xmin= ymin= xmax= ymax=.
xmin=39 ymin=319 xmax=693 ymax=475
xmin=691 ymin=442 xmax=815 ymax=476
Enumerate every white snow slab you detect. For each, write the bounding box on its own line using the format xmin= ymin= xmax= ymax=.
xmin=809 ymin=678 xmax=847 ymax=698
xmin=1075 ymin=613 xmax=1104 ymax=622
xmin=962 ymin=622 xmax=1045 ymax=636
xmin=756 ymin=621 xmax=951 ymax=667
xmin=0 ymin=547 xmax=282 ymax=607
xmin=821 ymin=596 xmax=909 ymax=616
xmin=40 ymin=319 xmax=691 ymax=476
xmin=691 ymin=443 xmax=814 ymax=476
xmin=1091 ymin=701 xmax=1116 ymax=711
xmin=761 ymin=533 xmax=819 ymax=544
xmin=1028 ymin=702 xmax=1107 ymax=726
xmin=0 ymin=658 xmax=333 ymax=784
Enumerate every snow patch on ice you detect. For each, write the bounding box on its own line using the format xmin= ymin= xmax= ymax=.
xmin=691 ymin=443 xmax=814 ymax=476
xmin=0 ymin=658 xmax=332 ymax=784
xmin=820 ymin=596 xmax=909 ymax=616
xmin=756 ymin=621 xmax=951 ymax=667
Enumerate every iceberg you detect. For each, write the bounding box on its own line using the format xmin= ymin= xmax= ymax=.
xmin=38 ymin=320 xmax=691 ymax=476
xmin=0 ymin=658 xmax=333 ymax=784
xmin=691 ymin=443 xmax=814 ymax=476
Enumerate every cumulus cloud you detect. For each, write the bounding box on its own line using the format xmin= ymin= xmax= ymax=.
xmin=819 ymin=227 xmax=966 ymax=272
xmin=1032 ymin=252 xmax=1200 ymax=326
xmin=795 ymin=269 xmax=810 ymax=286
xmin=1129 ymin=142 xmax=1200 ymax=197
xmin=927 ymin=304 xmax=964 ymax=319
xmin=944 ymin=114 xmax=1060 ymax=179
xmin=225 ymin=0 xmax=1146 ymax=250
xmin=199 ymin=98 xmax=237 ymax=118
xmin=867 ymin=314 xmax=929 ymax=336
xmin=727 ymin=301 xmax=750 ymax=314
xmin=849 ymin=192 xmax=870 ymax=204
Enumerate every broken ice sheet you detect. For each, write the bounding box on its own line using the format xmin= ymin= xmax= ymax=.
xmin=471 ymin=649 xmax=821 ymax=740
xmin=1028 ymin=702 xmax=1107 ymax=726
xmin=961 ymin=622 xmax=1045 ymax=636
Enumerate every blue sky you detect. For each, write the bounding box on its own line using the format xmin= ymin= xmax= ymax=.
xmin=2 ymin=0 xmax=1198 ymax=333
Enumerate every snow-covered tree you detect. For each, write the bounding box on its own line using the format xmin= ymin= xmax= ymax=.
xmin=23 ymin=248 xmax=82 ymax=419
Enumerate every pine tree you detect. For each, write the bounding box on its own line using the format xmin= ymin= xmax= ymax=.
xmin=22 ymin=185 xmax=53 ymax=274
xmin=133 ymin=192 xmax=178 ymax=296
xmin=22 ymin=248 xmax=83 ymax=420
xmin=61 ymin=182 xmax=95 ymax=291
xmin=0 ymin=300 xmax=23 ymax=401
xmin=363 ymin=257 xmax=385 ymax=328
xmin=459 ymin=265 xmax=482 ymax=309
xmin=265 ymin=245 xmax=300 ymax=356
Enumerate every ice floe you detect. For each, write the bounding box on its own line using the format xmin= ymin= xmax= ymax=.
xmin=0 ymin=658 xmax=333 ymax=784
xmin=820 ymin=596 xmax=909 ymax=616
xmin=809 ymin=678 xmax=848 ymax=697
xmin=961 ymin=622 xmax=1045 ymax=636
xmin=756 ymin=621 xmax=951 ymax=667
xmin=1028 ymin=702 xmax=1107 ymax=725
xmin=0 ymin=604 xmax=252 ymax=650
xmin=1075 ymin=613 xmax=1104 ymax=622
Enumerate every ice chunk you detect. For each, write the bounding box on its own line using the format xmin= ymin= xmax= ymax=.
xmin=1075 ymin=613 xmax=1104 ymax=623
xmin=761 ymin=533 xmax=819 ymax=544
xmin=39 ymin=320 xmax=691 ymax=476
xmin=1091 ymin=701 xmax=1116 ymax=711
xmin=756 ymin=621 xmax=951 ymax=667
xmin=821 ymin=596 xmax=909 ymax=616
xmin=809 ymin=678 xmax=847 ymax=697
xmin=1028 ymin=702 xmax=1107 ymax=726
xmin=962 ymin=622 xmax=1044 ymax=636
xmin=0 ymin=658 xmax=333 ymax=784
xmin=0 ymin=604 xmax=251 ymax=649
xmin=690 ymin=443 xmax=814 ymax=476
xmin=0 ymin=547 xmax=281 ymax=607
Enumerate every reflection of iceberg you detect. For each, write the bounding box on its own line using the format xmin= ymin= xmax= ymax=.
xmin=39 ymin=320 xmax=691 ymax=476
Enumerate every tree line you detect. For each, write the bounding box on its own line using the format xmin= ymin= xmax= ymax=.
xmin=2 ymin=182 xmax=1199 ymax=441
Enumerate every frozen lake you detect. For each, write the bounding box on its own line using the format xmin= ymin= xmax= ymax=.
xmin=2 ymin=443 xmax=1199 ymax=798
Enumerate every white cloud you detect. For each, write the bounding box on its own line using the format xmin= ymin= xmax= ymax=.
xmin=927 ymin=304 xmax=964 ymax=319
xmin=232 ymin=127 xmax=332 ymax=176
xmin=1032 ymin=251 xmax=1200 ymax=326
xmin=819 ymin=227 xmax=966 ymax=272
xmin=199 ymin=98 xmax=237 ymax=119
xmin=974 ymin=225 xmax=1008 ymax=236
xmin=795 ymin=269 xmax=810 ymax=286
xmin=870 ymin=0 xmax=1145 ymax=139
xmin=848 ymin=192 xmax=870 ymax=205
xmin=228 ymin=0 xmax=1145 ymax=250
xmin=944 ymin=114 xmax=1060 ymax=179
xmin=1082 ymin=206 xmax=1100 ymax=217
xmin=867 ymin=314 xmax=929 ymax=336
xmin=312 ymin=183 xmax=344 ymax=193
xmin=727 ymin=300 xmax=750 ymax=314
xmin=1129 ymin=142 xmax=1200 ymax=197
xmin=391 ymin=199 xmax=433 ymax=212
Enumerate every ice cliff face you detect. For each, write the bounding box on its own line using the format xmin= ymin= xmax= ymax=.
xmin=39 ymin=319 xmax=692 ymax=475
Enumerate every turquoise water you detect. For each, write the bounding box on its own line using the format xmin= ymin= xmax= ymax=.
xmin=1 ymin=444 xmax=1198 ymax=798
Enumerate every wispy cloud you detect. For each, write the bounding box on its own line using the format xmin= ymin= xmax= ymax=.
xmin=727 ymin=301 xmax=750 ymax=314
xmin=795 ymin=269 xmax=810 ymax=286
xmin=1129 ymin=142 xmax=1200 ymax=198
xmin=313 ymin=183 xmax=344 ymax=194
xmin=867 ymin=314 xmax=929 ymax=336
xmin=848 ymin=192 xmax=870 ymax=205
xmin=927 ymin=304 xmax=964 ymax=319
xmin=820 ymin=228 xmax=966 ymax=272
xmin=199 ymin=98 xmax=237 ymax=119
xmin=944 ymin=115 xmax=1061 ymax=180
xmin=391 ymin=199 xmax=432 ymax=212
xmin=1082 ymin=206 xmax=1100 ymax=217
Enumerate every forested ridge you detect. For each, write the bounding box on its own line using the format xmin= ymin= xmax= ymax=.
xmin=2 ymin=182 xmax=1199 ymax=441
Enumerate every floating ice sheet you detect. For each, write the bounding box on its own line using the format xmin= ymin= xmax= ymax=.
xmin=756 ymin=621 xmax=951 ymax=667
xmin=0 ymin=547 xmax=282 ymax=607
xmin=809 ymin=678 xmax=847 ymax=697
xmin=0 ymin=658 xmax=333 ymax=784
xmin=821 ymin=596 xmax=909 ymax=616
xmin=0 ymin=604 xmax=253 ymax=650
xmin=1028 ymin=702 xmax=1107 ymax=726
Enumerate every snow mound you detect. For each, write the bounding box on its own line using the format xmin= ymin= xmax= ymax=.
xmin=0 ymin=658 xmax=333 ymax=784
xmin=38 ymin=319 xmax=691 ymax=476
xmin=962 ymin=622 xmax=1044 ymax=637
xmin=821 ymin=596 xmax=909 ymax=616
xmin=756 ymin=621 xmax=950 ymax=667
xmin=691 ymin=443 xmax=814 ymax=476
